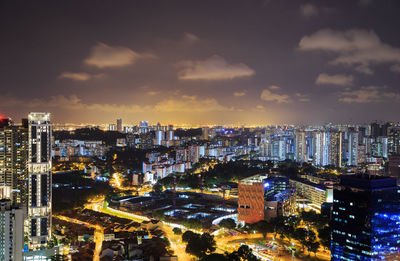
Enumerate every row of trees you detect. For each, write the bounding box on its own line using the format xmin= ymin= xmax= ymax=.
xmin=246 ymin=213 xmax=330 ymax=256
xmin=216 ymin=211 xmax=331 ymax=257
xmin=181 ymin=231 xmax=259 ymax=260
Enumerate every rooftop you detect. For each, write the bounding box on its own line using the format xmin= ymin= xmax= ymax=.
xmin=340 ymin=174 xmax=397 ymax=190
xmin=239 ymin=174 xmax=269 ymax=185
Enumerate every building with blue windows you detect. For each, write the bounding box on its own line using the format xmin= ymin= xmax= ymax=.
xmin=331 ymin=174 xmax=400 ymax=260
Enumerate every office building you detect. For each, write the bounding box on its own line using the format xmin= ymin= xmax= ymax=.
xmin=290 ymin=177 xmax=333 ymax=211
xmin=331 ymin=174 xmax=400 ymax=260
xmin=238 ymin=174 xmax=295 ymax=224
xmin=388 ymin=154 xmax=400 ymax=180
xmin=0 ymin=199 xmax=24 ymax=261
xmin=26 ymin=112 xmax=52 ymax=249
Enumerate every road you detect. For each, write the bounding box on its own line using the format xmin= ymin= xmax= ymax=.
xmin=86 ymin=201 xmax=194 ymax=260
xmin=85 ymin=201 xmax=330 ymax=261
xmin=55 ymin=215 xmax=104 ymax=261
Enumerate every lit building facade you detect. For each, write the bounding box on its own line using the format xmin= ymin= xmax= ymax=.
xmin=26 ymin=112 xmax=52 ymax=249
xmin=238 ymin=174 xmax=295 ymax=224
xmin=331 ymin=175 xmax=400 ymax=260
xmin=0 ymin=118 xmax=29 ymax=204
xmin=0 ymin=199 xmax=24 ymax=261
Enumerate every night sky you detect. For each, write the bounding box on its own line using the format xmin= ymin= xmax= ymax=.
xmin=1 ymin=0 xmax=400 ymax=125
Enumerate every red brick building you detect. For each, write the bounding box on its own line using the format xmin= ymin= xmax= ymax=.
xmin=238 ymin=175 xmax=268 ymax=224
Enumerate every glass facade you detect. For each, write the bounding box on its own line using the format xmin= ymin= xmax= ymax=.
xmin=331 ymin=175 xmax=400 ymax=260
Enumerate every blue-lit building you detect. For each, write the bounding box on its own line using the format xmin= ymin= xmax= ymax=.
xmin=331 ymin=174 xmax=400 ymax=260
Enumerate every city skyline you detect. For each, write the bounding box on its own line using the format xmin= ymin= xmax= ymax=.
xmin=1 ymin=0 xmax=400 ymax=125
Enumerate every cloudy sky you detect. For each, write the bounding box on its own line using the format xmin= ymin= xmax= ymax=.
xmin=1 ymin=0 xmax=400 ymax=125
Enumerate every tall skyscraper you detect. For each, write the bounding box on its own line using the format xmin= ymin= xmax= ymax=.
xmin=313 ymin=131 xmax=329 ymax=166
xmin=331 ymin=175 xmax=400 ymax=260
xmin=0 ymin=199 xmax=24 ymax=261
xmin=202 ymin=127 xmax=209 ymax=140
xmin=347 ymin=130 xmax=358 ymax=166
xmin=26 ymin=112 xmax=52 ymax=249
xmin=329 ymin=131 xmax=342 ymax=167
xmin=155 ymin=130 xmax=164 ymax=145
xmin=0 ymin=118 xmax=28 ymax=204
xmin=295 ymin=130 xmax=307 ymax=163
xmin=116 ymin=118 xmax=122 ymax=133
xmin=167 ymin=124 xmax=174 ymax=141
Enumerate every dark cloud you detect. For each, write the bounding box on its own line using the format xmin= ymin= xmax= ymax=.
xmin=0 ymin=0 xmax=399 ymax=124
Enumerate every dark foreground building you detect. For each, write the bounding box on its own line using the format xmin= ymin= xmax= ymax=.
xmin=331 ymin=174 xmax=400 ymax=260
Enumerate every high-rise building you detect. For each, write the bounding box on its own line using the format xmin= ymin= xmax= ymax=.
xmin=0 ymin=199 xmax=24 ymax=261
xmin=313 ymin=131 xmax=329 ymax=166
xmin=329 ymin=131 xmax=342 ymax=167
xmin=331 ymin=175 xmax=400 ymax=260
xmin=26 ymin=112 xmax=52 ymax=249
xmin=167 ymin=124 xmax=174 ymax=141
xmin=116 ymin=118 xmax=122 ymax=133
xmin=155 ymin=130 xmax=164 ymax=146
xmin=108 ymin=124 xmax=116 ymax=131
xmin=295 ymin=130 xmax=307 ymax=163
xmin=202 ymin=127 xmax=209 ymax=140
xmin=347 ymin=130 xmax=358 ymax=166
xmin=139 ymin=121 xmax=149 ymax=134
xmin=0 ymin=118 xmax=28 ymax=204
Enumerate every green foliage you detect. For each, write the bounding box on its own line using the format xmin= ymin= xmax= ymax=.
xmin=52 ymin=171 xmax=111 ymax=213
xmin=153 ymin=183 xmax=163 ymax=194
xmin=228 ymin=245 xmax=259 ymax=261
xmin=152 ymin=209 xmax=165 ymax=220
xmin=277 ymin=160 xmax=299 ymax=178
xmin=293 ymin=228 xmax=320 ymax=255
xmin=49 ymin=254 xmax=67 ymax=261
xmin=173 ymin=227 xmax=182 ymax=235
xmin=182 ymin=230 xmax=197 ymax=242
xmin=300 ymin=210 xmax=329 ymax=229
xmin=183 ymin=232 xmax=216 ymax=258
xmin=251 ymin=220 xmax=274 ymax=239
xmin=200 ymin=245 xmax=259 ymax=261
xmin=318 ymin=225 xmax=331 ymax=250
xmin=219 ymin=218 xmax=236 ymax=230
xmin=200 ymin=254 xmax=228 ymax=261
xmin=182 ymin=218 xmax=202 ymax=230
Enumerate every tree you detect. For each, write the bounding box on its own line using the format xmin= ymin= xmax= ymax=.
xmin=293 ymin=228 xmax=307 ymax=252
xmin=200 ymin=253 xmax=228 ymax=261
xmin=294 ymin=228 xmax=319 ymax=256
xmin=185 ymin=232 xmax=216 ymax=258
xmin=318 ymin=225 xmax=331 ymax=250
xmin=308 ymin=241 xmax=320 ymax=256
xmin=50 ymin=255 xmax=67 ymax=261
xmin=252 ymin=220 xmax=274 ymax=239
xmin=300 ymin=210 xmax=329 ymax=229
xmin=219 ymin=218 xmax=236 ymax=230
xmin=152 ymin=209 xmax=165 ymax=220
xmin=182 ymin=218 xmax=202 ymax=230
xmin=173 ymin=227 xmax=182 ymax=235
xmin=182 ymin=230 xmax=197 ymax=242
xmin=153 ymin=183 xmax=163 ymax=194
xmin=235 ymin=245 xmax=259 ymax=261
